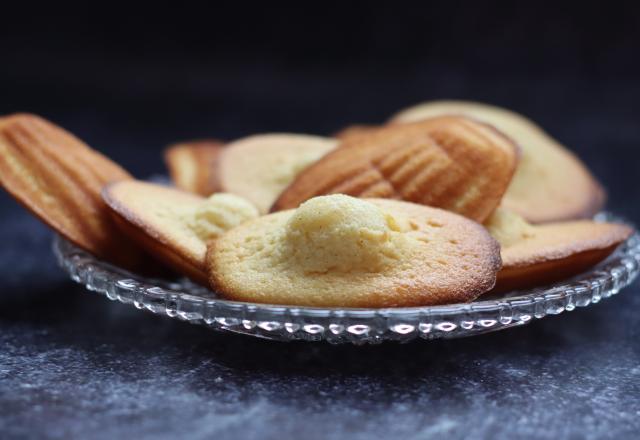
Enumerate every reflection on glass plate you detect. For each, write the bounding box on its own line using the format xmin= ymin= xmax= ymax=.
xmin=54 ymin=213 xmax=640 ymax=344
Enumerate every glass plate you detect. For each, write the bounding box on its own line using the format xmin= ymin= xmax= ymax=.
xmin=53 ymin=213 xmax=640 ymax=344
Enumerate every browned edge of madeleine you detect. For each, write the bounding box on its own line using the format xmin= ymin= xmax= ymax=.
xmin=164 ymin=140 xmax=225 ymax=196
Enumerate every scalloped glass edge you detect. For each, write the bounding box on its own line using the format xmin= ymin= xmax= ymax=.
xmin=53 ymin=213 xmax=640 ymax=344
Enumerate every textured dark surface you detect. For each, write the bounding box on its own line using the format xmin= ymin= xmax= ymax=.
xmin=0 ymin=204 xmax=639 ymax=440
xmin=1 ymin=101 xmax=639 ymax=440
xmin=1 ymin=4 xmax=640 ymax=440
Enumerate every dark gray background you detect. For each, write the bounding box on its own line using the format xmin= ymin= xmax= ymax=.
xmin=0 ymin=3 xmax=639 ymax=439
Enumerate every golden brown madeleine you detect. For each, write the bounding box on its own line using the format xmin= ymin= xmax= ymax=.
xmin=218 ymin=134 xmax=338 ymax=214
xmin=208 ymin=195 xmax=501 ymax=308
xmin=164 ymin=140 xmax=224 ymax=196
xmin=103 ymin=181 xmax=259 ymax=284
xmin=333 ymin=124 xmax=379 ymax=142
xmin=0 ymin=113 xmax=146 ymax=269
xmin=272 ymin=116 xmax=519 ymax=223
xmin=391 ymin=100 xmax=606 ymax=223
xmin=485 ymin=209 xmax=632 ymax=292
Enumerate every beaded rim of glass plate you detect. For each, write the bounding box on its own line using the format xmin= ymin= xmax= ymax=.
xmin=53 ymin=213 xmax=640 ymax=344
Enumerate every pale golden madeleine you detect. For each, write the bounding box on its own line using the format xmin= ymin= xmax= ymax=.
xmin=391 ymin=100 xmax=605 ymax=223
xmin=164 ymin=140 xmax=224 ymax=196
xmin=218 ymin=134 xmax=337 ymax=213
xmin=272 ymin=116 xmax=518 ymax=223
xmin=485 ymin=209 xmax=632 ymax=292
xmin=0 ymin=113 xmax=147 ymax=270
xmin=103 ymin=181 xmax=258 ymax=284
xmin=208 ymin=195 xmax=501 ymax=308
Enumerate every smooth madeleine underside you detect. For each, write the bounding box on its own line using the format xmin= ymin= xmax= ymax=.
xmin=209 ymin=199 xmax=502 ymax=308
xmin=491 ymin=215 xmax=632 ymax=292
xmin=219 ymin=134 xmax=338 ymax=214
xmin=103 ymin=181 xmax=210 ymax=284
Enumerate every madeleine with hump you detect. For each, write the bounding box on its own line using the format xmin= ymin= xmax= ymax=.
xmin=103 ymin=180 xmax=259 ymax=284
xmin=272 ymin=116 xmax=519 ymax=223
xmin=164 ymin=139 xmax=225 ymax=196
xmin=390 ymin=100 xmax=606 ymax=223
xmin=485 ymin=208 xmax=632 ymax=292
xmin=208 ymin=195 xmax=502 ymax=308
xmin=217 ymin=133 xmax=338 ymax=214
xmin=0 ymin=113 xmax=147 ymax=270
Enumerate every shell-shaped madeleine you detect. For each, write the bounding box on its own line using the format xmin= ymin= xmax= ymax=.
xmin=272 ymin=116 xmax=519 ymax=223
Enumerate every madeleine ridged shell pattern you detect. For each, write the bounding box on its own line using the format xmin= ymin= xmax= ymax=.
xmin=272 ymin=116 xmax=518 ymax=222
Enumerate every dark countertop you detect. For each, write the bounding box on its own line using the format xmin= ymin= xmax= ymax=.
xmin=1 ymin=110 xmax=639 ymax=439
xmin=1 ymin=34 xmax=640 ymax=436
xmin=1 ymin=205 xmax=639 ymax=440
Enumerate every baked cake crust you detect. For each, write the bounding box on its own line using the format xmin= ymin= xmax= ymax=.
xmin=390 ymin=100 xmax=606 ymax=223
xmin=272 ymin=116 xmax=518 ymax=223
xmin=208 ymin=197 xmax=502 ymax=308
xmin=164 ymin=140 xmax=224 ymax=196
xmin=0 ymin=113 xmax=146 ymax=269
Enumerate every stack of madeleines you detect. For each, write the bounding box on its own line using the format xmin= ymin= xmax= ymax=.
xmin=0 ymin=101 xmax=633 ymax=308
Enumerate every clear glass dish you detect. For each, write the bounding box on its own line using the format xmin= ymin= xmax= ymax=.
xmin=53 ymin=213 xmax=640 ymax=344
